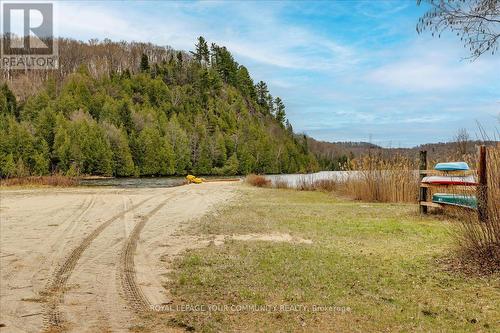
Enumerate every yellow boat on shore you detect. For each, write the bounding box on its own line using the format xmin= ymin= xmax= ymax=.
xmin=186 ymin=175 xmax=204 ymax=184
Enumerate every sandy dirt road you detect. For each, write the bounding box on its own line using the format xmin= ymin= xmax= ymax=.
xmin=0 ymin=182 xmax=238 ymax=332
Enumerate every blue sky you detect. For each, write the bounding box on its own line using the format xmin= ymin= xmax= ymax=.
xmin=55 ymin=0 xmax=499 ymax=147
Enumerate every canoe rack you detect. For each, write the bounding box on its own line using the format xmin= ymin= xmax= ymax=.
xmin=419 ymin=146 xmax=489 ymax=221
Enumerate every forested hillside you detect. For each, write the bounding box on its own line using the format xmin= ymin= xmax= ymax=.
xmin=0 ymin=37 xmax=317 ymax=177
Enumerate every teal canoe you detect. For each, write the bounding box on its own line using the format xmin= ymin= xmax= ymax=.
xmin=434 ymin=162 xmax=469 ymax=171
xmin=432 ymin=193 xmax=477 ymax=209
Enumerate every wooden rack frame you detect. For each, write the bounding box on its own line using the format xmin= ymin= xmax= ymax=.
xmin=419 ymin=145 xmax=488 ymax=222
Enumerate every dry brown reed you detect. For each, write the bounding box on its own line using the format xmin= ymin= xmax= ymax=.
xmin=307 ymin=179 xmax=338 ymax=192
xmin=273 ymin=178 xmax=290 ymax=189
xmin=0 ymin=174 xmax=78 ymax=187
xmin=294 ymin=177 xmax=338 ymax=192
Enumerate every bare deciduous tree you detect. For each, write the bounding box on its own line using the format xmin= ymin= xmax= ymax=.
xmin=455 ymin=127 xmax=471 ymax=156
xmin=0 ymin=36 xmax=180 ymax=92
xmin=417 ymin=0 xmax=500 ymax=60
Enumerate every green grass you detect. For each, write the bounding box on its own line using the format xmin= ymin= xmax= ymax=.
xmin=158 ymin=187 xmax=499 ymax=332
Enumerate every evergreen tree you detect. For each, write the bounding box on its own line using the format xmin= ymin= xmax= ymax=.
xmin=0 ymin=116 xmax=40 ymax=176
xmin=32 ymin=150 xmax=49 ymax=175
xmin=136 ymin=125 xmax=174 ymax=176
xmin=35 ymin=106 xmax=57 ymax=152
xmin=160 ymin=138 xmax=175 ymax=175
xmin=166 ymin=115 xmax=191 ymax=174
xmin=0 ymin=84 xmax=18 ymax=118
xmin=255 ymin=81 xmax=269 ymax=107
xmin=21 ymin=92 xmax=50 ymax=121
xmin=237 ymin=146 xmax=255 ymax=175
xmin=195 ymin=140 xmax=212 ymax=175
xmin=140 ymin=53 xmax=150 ymax=72
xmin=301 ymin=134 xmax=309 ymax=154
xmin=0 ymin=153 xmax=16 ymax=177
xmin=118 ymin=101 xmax=133 ymax=134
xmin=274 ymin=97 xmax=286 ymax=124
xmin=136 ymin=126 xmax=160 ymax=175
xmin=210 ymin=43 xmax=219 ymax=65
xmin=176 ymin=52 xmax=183 ymax=66
xmin=223 ymin=153 xmax=239 ymax=175
xmin=104 ymin=123 xmax=135 ymax=176
xmin=213 ymin=129 xmax=227 ymax=168
xmin=236 ymin=66 xmax=256 ymax=99
xmin=0 ymin=92 xmax=7 ymax=117
xmin=266 ymin=93 xmax=274 ymax=115
xmin=53 ymin=114 xmax=113 ymax=175
xmin=191 ymin=36 xmax=209 ymax=65
xmin=212 ymin=46 xmax=238 ymax=85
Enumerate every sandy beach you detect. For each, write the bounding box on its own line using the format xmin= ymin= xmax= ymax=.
xmin=0 ymin=182 xmax=237 ymax=332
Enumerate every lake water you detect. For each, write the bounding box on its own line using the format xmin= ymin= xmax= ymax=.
xmin=79 ymin=177 xmax=186 ymax=188
xmin=79 ymin=176 xmax=242 ymax=188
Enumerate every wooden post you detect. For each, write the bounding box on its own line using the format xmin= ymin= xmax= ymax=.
xmin=477 ymin=145 xmax=488 ymax=222
xmin=419 ymin=150 xmax=428 ymax=214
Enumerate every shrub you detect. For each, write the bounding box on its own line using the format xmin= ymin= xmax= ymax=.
xmin=245 ymin=174 xmax=270 ymax=187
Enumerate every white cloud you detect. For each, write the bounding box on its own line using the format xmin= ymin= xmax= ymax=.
xmin=365 ymin=40 xmax=500 ymax=92
xmin=356 ymin=1 xmax=410 ymax=19
xmin=367 ymin=59 xmax=480 ymax=91
xmin=56 ymin=3 xmax=137 ymax=40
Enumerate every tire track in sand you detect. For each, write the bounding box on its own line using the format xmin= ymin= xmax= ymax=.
xmin=30 ymin=195 xmax=96 ymax=300
xmin=41 ymin=196 xmax=155 ymax=330
xmin=119 ymin=195 xmax=172 ymax=312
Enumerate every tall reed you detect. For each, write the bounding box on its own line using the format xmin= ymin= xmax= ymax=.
xmin=341 ymin=153 xmax=419 ymax=203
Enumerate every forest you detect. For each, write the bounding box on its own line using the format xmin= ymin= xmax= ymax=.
xmin=0 ymin=37 xmax=318 ymax=177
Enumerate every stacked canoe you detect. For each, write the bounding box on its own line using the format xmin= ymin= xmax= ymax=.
xmin=421 ymin=162 xmax=477 ymax=209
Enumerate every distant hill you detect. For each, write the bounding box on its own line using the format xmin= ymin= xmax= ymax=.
xmin=308 ymin=136 xmax=498 ymax=170
xmin=308 ymin=138 xmax=380 ymax=156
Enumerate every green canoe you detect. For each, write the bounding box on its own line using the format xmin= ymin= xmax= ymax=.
xmin=432 ymin=193 xmax=477 ymax=209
